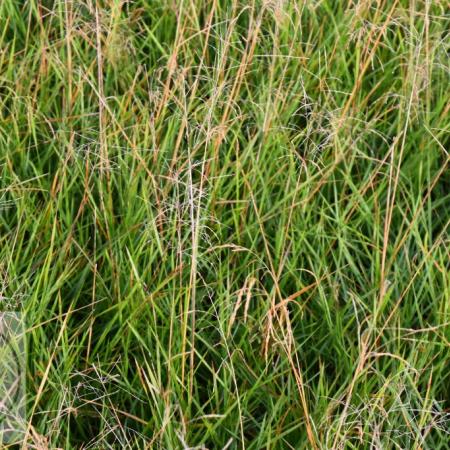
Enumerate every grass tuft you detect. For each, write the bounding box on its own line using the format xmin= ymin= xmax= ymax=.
xmin=0 ymin=0 xmax=449 ymax=448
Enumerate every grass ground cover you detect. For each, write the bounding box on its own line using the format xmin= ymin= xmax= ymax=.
xmin=0 ymin=0 xmax=449 ymax=448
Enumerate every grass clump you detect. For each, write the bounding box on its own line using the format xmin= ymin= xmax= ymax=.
xmin=0 ymin=0 xmax=449 ymax=448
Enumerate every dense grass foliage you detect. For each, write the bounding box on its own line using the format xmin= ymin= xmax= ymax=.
xmin=0 ymin=0 xmax=449 ymax=448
